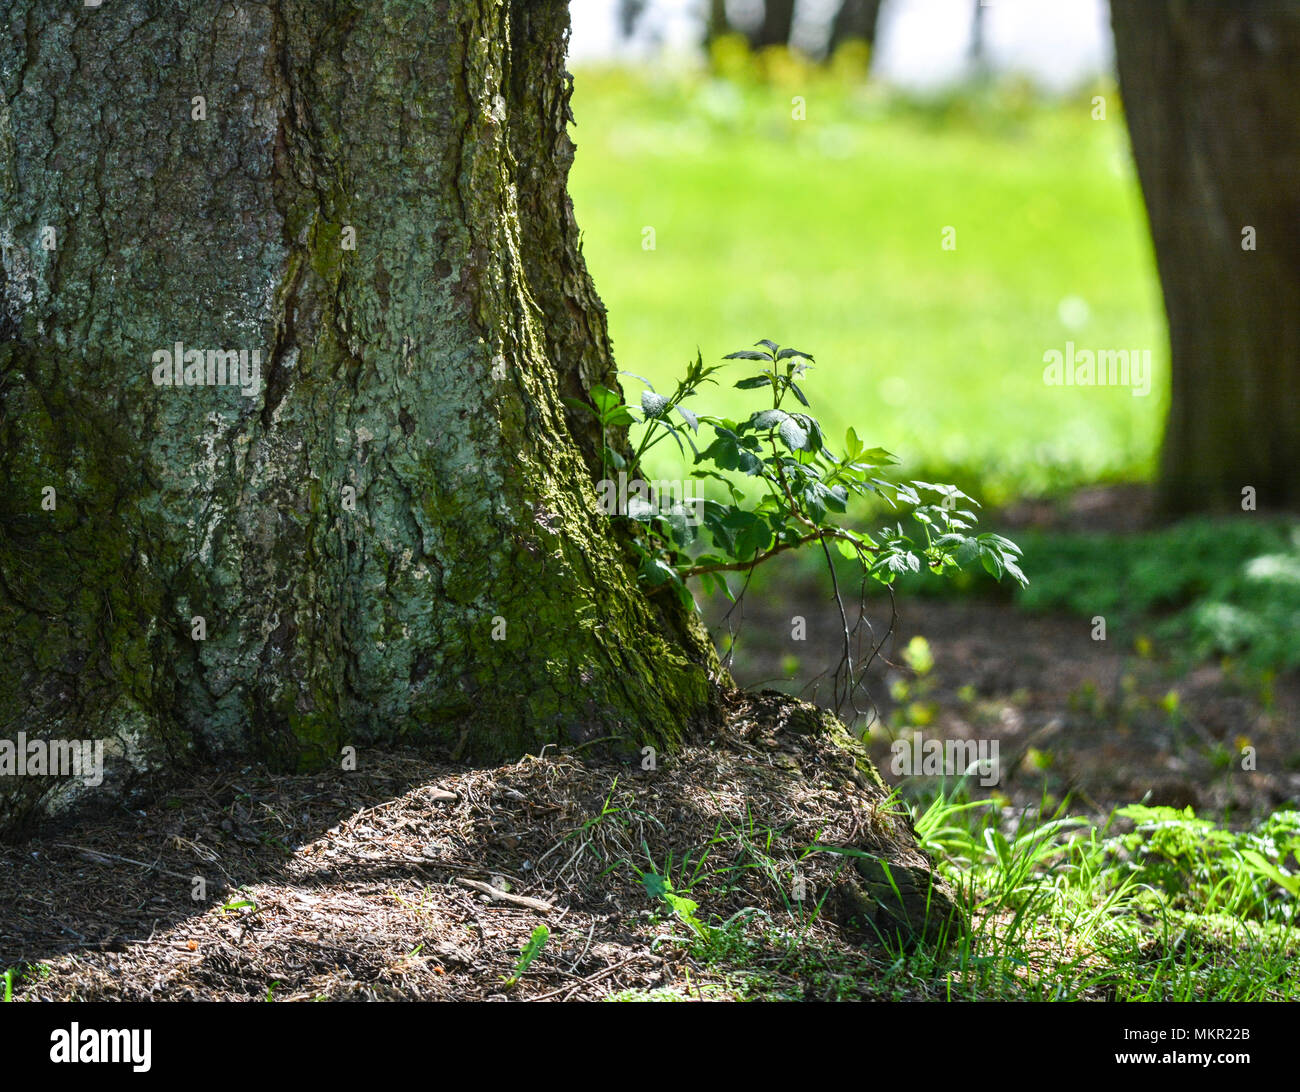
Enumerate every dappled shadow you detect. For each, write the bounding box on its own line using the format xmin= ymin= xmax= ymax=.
xmin=711 ymin=574 xmax=1300 ymax=819
xmin=0 ymin=699 xmax=941 ymax=1000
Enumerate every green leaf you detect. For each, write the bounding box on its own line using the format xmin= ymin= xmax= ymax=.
xmin=676 ymin=404 xmax=699 ymax=432
xmin=986 ymin=533 xmax=1023 ymax=557
xmin=663 ymin=424 xmax=687 ymax=457
xmin=662 ymin=503 xmax=697 ymax=546
xmin=726 ymin=351 xmax=772 ymax=362
xmin=734 ymin=513 xmax=773 ymax=560
xmin=1002 ymin=557 xmax=1028 ymax=586
xmin=1242 ymin=850 xmax=1300 ymax=896
xmin=734 ymin=374 xmax=773 ymax=388
xmin=778 ymin=417 xmax=809 ymax=452
xmin=797 ymin=414 xmax=824 ymax=453
xmin=859 ymin=446 xmax=898 ymax=466
xmin=618 ymin=370 xmax=656 ymax=391
xmin=590 ymin=385 xmax=621 ymax=415
xmin=640 ymin=870 xmax=669 ymax=898
xmin=662 ymin=891 xmax=708 ymax=937
xmin=699 ymin=429 xmax=763 ymax=475
xmin=776 ymin=348 xmax=814 ymax=361
xmin=749 ymin=408 xmax=788 ymax=430
xmin=627 ymin=495 xmax=656 ymax=522
xmin=562 ymin=396 xmax=597 ymax=419
xmin=640 ymin=557 xmax=678 ymax=587
xmin=641 ymin=390 xmax=669 ymax=418
xmin=691 ymin=468 xmax=744 ymax=503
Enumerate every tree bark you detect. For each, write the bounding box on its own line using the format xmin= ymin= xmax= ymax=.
xmin=752 ymin=0 xmax=797 ymax=50
xmin=829 ymin=0 xmax=885 ymax=57
xmin=705 ymin=0 xmax=731 ymax=48
xmin=0 ymin=0 xmax=717 ymax=830
xmin=1111 ymin=0 xmax=1300 ymax=513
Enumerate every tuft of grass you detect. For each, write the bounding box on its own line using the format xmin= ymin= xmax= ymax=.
xmin=606 ymin=778 xmax=1299 ymax=1001
xmin=896 ymin=788 xmax=1300 ymax=1001
xmin=502 ymin=926 xmax=550 ymax=990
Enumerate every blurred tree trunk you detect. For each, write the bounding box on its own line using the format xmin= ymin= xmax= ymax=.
xmin=0 ymin=0 xmax=716 ymax=830
xmin=829 ymin=0 xmax=885 ymax=56
xmin=969 ymin=0 xmax=987 ymax=66
xmin=752 ymin=0 xmax=797 ymax=49
xmin=705 ymin=0 xmax=731 ymax=46
xmin=1111 ymin=0 xmax=1300 ymax=513
xmin=619 ymin=0 xmax=648 ymax=39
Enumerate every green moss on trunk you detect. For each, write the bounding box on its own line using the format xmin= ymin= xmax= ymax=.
xmin=0 ymin=0 xmax=715 ymax=832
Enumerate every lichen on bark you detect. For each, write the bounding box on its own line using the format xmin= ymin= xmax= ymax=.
xmin=0 ymin=0 xmax=717 ymax=831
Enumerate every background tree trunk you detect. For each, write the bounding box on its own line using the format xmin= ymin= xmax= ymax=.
xmin=968 ymin=0 xmax=987 ymax=68
xmin=618 ymin=0 xmax=649 ymax=40
xmin=0 ymin=0 xmax=716 ymax=830
xmin=829 ymin=0 xmax=885 ymax=57
xmin=752 ymin=0 xmax=797 ymax=50
xmin=1111 ymin=0 xmax=1300 ymax=513
xmin=705 ymin=0 xmax=732 ymax=48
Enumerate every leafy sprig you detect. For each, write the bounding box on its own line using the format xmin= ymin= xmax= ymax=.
xmin=576 ymin=340 xmax=1026 ymax=610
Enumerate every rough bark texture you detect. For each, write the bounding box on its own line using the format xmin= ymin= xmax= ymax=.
xmin=1111 ymin=0 xmax=1300 ymax=513
xmin=0 ymin=0 xmax=717 ymax=831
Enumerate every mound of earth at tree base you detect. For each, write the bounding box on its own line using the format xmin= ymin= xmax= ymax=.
xmin=0 ymin=692 xmax=957 ymax=1001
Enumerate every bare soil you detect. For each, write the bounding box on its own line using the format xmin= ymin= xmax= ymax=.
xmin=5 ymin=487 xmax=1295 ymax=1000
xmin=0 ymin=693 xmax=938 ymax=1002
xmin=708 ymin=484 xmax=1300 ymax=821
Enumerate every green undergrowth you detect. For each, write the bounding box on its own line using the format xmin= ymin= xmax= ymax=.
xmin=895 ymin=516 xmax=1300 ymax=675
xmin=604 ymin=789 xmax=1300 ymax=1002
xmin=724 ymin=513 xmax=1300 ymax=677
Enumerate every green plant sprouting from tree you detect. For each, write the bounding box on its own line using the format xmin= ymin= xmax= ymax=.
xmin=571 ymin=341 xmax=1027 ymax=718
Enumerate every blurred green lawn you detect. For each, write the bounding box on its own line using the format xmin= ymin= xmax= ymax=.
xmin=568 ymin=66 xmax=1166 ymax=503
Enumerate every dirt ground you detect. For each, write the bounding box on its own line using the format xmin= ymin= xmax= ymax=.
xmin=4 ymin=487 xmax=1295 ymax=1000
xmin=0 ymin=693 xmax=947 ymax=1002
xmin=713 ymin=595 xmax=1300 ymax=820
xmin=708 ymin=485 xmax=1300 ymax=822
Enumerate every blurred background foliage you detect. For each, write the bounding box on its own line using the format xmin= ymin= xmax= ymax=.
xmin=569 ymin=45 xmax=1163 ymax=505
xmin=565 ymin=12 xmax=1299 ymax=676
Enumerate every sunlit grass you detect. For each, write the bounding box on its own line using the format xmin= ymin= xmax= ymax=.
xmin=608 ymin=783 xmax=1300 ymax=1002
xmin=569 ymin=66 xmax=1166 ymax=504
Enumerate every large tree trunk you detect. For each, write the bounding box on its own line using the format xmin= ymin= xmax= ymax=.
xmin=1111 ymin=0 xmax=1300 ymax=513
xmin=0 ymin=0 xmax=716 ymax=830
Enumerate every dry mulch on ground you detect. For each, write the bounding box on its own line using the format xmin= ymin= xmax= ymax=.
xmin=1 ymin=693 xmax=941 ymax=1001
xmin=721 ymin=595 xmax=1300 ymax=820
xmin=711 ymin=486 xmax=1300 ymax=822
